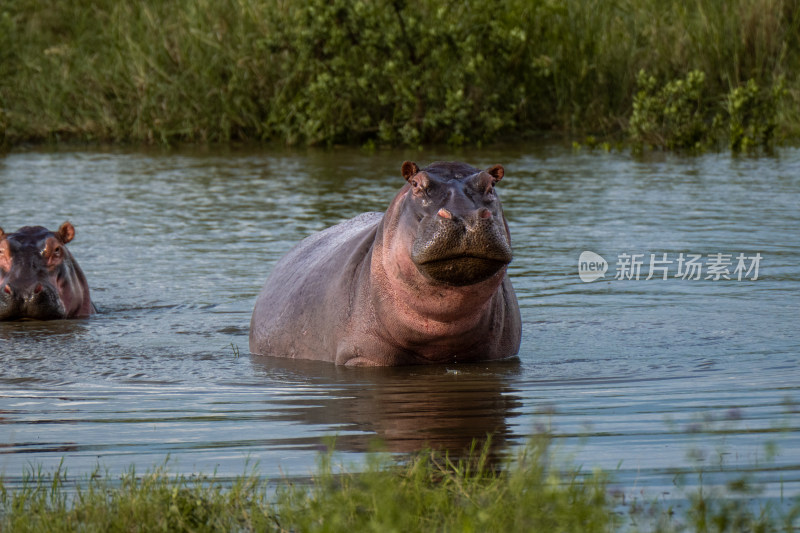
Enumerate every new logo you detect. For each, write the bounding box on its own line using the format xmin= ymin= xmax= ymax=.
xmin=578 ymin=251 xmax=607 ymax=283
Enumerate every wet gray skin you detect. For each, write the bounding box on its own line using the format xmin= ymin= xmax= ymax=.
xmin=0 ymin=222 xmax=94 ymax=320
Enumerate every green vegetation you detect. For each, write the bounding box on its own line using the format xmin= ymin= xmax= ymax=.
xmin=2 ymin=439 xmax=798 ymax=532
xmin=630 ymin=70 xmax=715 ymax=152
xmin=629 ymin=69 xmax=788 ymax=153
xmin=1 ymin=0 xmax=799 ymax=152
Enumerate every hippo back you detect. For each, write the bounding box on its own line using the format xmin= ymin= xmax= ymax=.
xmin=249 ymin=212 xmax=383 ymax=359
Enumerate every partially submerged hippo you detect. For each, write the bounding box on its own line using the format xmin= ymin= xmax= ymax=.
xmin=250 ymin=161 xmax=521 ymax=366
xmin=0 ymin=222 xmax=95 ymax=320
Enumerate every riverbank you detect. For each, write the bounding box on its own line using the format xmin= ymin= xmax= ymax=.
xmin=2 ymin=0 xmax=799 ymax=152
xmin=3 ymin=439 xmax=796 ymax=532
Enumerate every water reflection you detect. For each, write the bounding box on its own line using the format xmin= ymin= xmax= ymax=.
xmin=249 ymin=356 xmax=523 ymax=454
xmin=0 ymin=319 xmax=91 ymax=340
xmin=0 ymin=320 xmax=93 ymax=377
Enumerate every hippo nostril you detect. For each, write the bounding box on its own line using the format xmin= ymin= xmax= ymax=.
xmin=34 ymin=283 xmax=43 ymax=294
xmin=478 ymin=208 xmax=492 ymax=219
xmin=437 ymin=208 xmax=453 ymax=219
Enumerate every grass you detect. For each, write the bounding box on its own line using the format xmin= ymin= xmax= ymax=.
xmin=1 ymin=0 xmax=799 ymax=152
xmin=1 ymin=438 xmax=798 ymax=532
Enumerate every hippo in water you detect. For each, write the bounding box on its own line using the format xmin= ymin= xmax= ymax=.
xmin=0 ymin=222 xmax=95 ymax=320
xmin=250 ymin=161 xmax=521 ymax=366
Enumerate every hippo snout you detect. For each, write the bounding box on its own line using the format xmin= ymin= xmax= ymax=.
xmin=0 ymin=280 xmax=66 ymax=320
xmin=411 ymin=212 xmax=512 ymax=286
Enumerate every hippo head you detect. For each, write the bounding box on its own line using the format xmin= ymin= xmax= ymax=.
xmin=0 ymin=222 xmax=90 ymax=320
xmin=398 ymin=161 xmax=512 ymax=287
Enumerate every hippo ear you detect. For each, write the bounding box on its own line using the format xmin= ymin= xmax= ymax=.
xmin=486 ymin=164 xmax=504 ymax=184
xmin=401 ymin=161 xmax=420 ymax=182
xmin=0 ymin=227 xmax=4 ymax=240
xmin=57 ymin=221 xmax=75 ymax=244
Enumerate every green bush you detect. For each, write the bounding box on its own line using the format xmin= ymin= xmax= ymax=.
xmin=628 ymin=69 xmax=790 ymax=153
xmin=261 ymin=0 xmax=545 ymax=147
xmin=629 ymin=70 xmax=716 ymax=152
xmin=727 ymin=77 xmax=787 ymax=153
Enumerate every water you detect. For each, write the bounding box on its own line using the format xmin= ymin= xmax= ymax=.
xmin=0 ymin=145 xmax=798 ymax=508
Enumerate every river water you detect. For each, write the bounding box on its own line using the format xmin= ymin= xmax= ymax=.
xmin=0 ymin=145 xmax=798 ymax=509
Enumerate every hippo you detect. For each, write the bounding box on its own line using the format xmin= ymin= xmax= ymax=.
xmin=250 ymin=161 xmax=521 ymax=366
xmin=0 ymin=222 xmax=95 ymax=320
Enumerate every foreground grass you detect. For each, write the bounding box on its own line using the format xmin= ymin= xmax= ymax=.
xmin=1 ymin=0 xmax=799 ymax=152
xmin=1 ymin=439 xmax=797 ymax=532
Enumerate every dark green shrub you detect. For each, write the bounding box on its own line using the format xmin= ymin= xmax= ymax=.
xmin=629 ymin=70 xmax=718 ymax=152
xmin=261 ymin=0 xmax=537 ymax=147
xmin=727 ymin=77 xmax=787 ymax=153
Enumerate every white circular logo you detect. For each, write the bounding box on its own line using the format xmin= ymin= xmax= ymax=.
xmin=578 ymin=251 xmax=607 ymax=283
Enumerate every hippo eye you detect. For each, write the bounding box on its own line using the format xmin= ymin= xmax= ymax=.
xmin=411 ymin=180 xmax=429 ymax=196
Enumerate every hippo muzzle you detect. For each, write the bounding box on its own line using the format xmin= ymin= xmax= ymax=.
xmin=411 ymin=210 xmax=512 ymax=286
xmin=0 ymin=277 xmax=67 ymax=320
